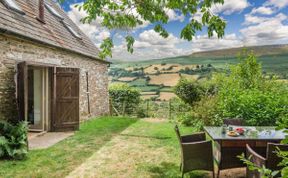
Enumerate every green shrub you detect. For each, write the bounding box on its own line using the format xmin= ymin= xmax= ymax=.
xmin=174 ymin=78 xmax=204 ymax=106
xmin=216 ymin=52 xmax=288 ymax=126
xmin=175 ymin=112 xmax=203 ymax=130
xmin=0 ymin=121 xmax=28 ymax=160
xmin=174 ymin=96 xmax=222 ymax=129
xmin=192 ymin=96 xmax=222 ymax=127
xmin=109 ymin=83 xmax=141 ymax=115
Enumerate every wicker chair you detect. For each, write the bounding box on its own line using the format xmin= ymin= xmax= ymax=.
xmin=223 ymin=118 xmax=244 ymax=126
xmin=175 ymin=125 xmax=215 ymax=178
xmin=246 ymin=143 xmax=288 ymax=178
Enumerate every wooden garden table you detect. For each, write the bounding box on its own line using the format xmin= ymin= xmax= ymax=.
xmin=204 ymin=126 xmax=286 ymax=171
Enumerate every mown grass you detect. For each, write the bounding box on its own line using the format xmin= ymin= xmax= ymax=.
xmin=67 ymin=119 xmax=210 ymax=178
xmin=0 ymin=117 xmax=137 ymax=178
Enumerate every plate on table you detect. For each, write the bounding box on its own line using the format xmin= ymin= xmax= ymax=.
xmin=227 ymin=131 xmax=239 ymax=137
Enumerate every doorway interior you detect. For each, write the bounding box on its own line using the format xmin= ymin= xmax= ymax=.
xmin=27 ymin=66 xmax=51 ymax=132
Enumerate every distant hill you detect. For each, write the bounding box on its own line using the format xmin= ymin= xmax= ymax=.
xmin=189 ymin=44 xmax=288 ymax=58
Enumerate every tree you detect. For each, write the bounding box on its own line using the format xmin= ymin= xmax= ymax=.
xmin=174 ymin=78 xmax=204 ymax=106
xmin=63 ymin=0 xmax=226 ymax=59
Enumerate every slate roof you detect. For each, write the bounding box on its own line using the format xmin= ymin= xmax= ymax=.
xmin=0 ymin=0 xmax=108 ymax=63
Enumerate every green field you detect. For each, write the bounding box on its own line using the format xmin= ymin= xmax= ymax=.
xmin=129 ymin=78 xmax=147 ymax=86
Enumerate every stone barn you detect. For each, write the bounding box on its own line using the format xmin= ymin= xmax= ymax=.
xmin=0 ymin=0 xmax=110 ymax=131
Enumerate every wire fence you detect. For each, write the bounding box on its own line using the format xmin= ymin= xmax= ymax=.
xmin=109 ymin=99 xmax=191 ymax=120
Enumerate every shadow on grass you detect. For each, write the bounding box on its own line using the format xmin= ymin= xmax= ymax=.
xmin=120 ymin=133 xmax=171 ymax=140
xmin=0 ymin=117 xmax=138 ymax=178
xmin=145 ymin=162 xmax=210 ymax=178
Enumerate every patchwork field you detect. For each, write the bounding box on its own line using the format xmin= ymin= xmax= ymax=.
xmin=109 ymin=45 xmax=288 ymax=101
xmin=181 ymin=74 xmax=200 ymax=81
xmin=158 ymin=92 xmax=177 ymax=101
xmin=148 ymin=74 xmax=180 ymax=86
xmin=117 ymin=77 xmax=137 ymax=82
xmin=143 ymin=64 xmax=196 ymax=74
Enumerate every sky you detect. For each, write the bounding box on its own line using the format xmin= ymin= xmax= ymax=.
xmin=60 ymin=0 xmax=288 ymax=61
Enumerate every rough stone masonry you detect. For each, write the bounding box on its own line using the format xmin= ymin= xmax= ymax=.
xmin=0 ymin=34 xmax=110 ymax=122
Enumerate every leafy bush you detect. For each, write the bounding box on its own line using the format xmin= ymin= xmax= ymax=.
xmin=191 ymin=96 xmax=222 ymax=127
xmin=109 ymin=83 xmax=141 ymax=115
xmin=0 ymin=121 xmax=28 ymax=160
xmin=174 ymin=51 xmax=288 ymax=128
xmin=216 ymin=52 xmax=288 ymax=126
xmin=174 ymin=78 xmax=204 ymax=106
xmin=174 ymin=96 xmax=221 ymax=129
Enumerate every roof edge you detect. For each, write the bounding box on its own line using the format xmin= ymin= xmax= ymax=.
xmin=0 ymin=28 xmax=111 ymax=64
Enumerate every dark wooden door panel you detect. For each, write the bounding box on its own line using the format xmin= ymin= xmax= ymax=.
xmin=52 ymin=67 xmax=80 ymax=131
xmin=17 ymin=61 xmax=28 ymax=122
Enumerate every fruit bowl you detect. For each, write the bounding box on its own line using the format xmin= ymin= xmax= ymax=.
xmin=235 ymin=128 xmax=245 ymax=135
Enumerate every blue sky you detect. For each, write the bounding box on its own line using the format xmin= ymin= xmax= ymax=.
xmin=62 ymin=0 xmax=288 ymax=60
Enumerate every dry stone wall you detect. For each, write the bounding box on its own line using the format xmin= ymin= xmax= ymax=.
xmin=0 ymin=34 xmax=109 ymax=122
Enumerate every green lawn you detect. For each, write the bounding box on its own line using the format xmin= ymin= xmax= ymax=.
xmin=0 ymin=117 xmax=210 ymax=178
xmin=0 ymin=117 xmax=137 ymax=178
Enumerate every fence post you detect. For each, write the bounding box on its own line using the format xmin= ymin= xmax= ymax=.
xmin=169 ymin=100 xmax=172 ymax=120
xmin=122 ymin=98 xmax=127 ymax=116
xmin=146 ymin=100 xmax=149 ymax=117
xmin=109 ymin=98 xmax=113 ymax=116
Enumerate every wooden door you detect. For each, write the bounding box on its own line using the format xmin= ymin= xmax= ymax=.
xmin=17 ymin=61 xmax=28 ymax=122
xmin=52 ymin=67 xmax=80 ymax=131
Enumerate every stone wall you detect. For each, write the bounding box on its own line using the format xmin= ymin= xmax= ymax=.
xmin=0 ymin=34 xmax=110 ymax=122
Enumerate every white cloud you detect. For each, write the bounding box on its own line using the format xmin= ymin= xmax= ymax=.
xmin=250 ymin=6 xmax=274 ymax=15
xmin=243 ymin=12 xmax=287 ymax=25
xmin=112 ymin=30 xmax=188 ymax=60
xmin=240 ymin=13 xmax=288 ymax=45
xmin=165 ymin=9 xmax=185 ymax=22
xmin=243 ymin=14 xmax=269 ymax=25
xmin=264 ymin=0 xmax=288 ymax=9
xmin=190 ymin=33 xmax=243 ymax=52
xmin=211 ymin=0 xmax=250 ymax=15
xmin=112 ymin=30 xmax=245 ymax=60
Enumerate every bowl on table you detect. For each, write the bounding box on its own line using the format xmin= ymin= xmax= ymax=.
xmin=235 ymin=128 xmax=245 ymax=135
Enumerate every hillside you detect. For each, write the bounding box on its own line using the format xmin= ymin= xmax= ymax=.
xmin=189 ymin=44 xmax=288 ymax=58
xmin=110 ymin=44 xmax=288 ymax=101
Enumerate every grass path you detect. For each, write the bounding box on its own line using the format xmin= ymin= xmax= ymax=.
xmin=0 ymin=117 xmax=245 ymax=178
xmin=67 ymin=119 xmax=211 ymax=178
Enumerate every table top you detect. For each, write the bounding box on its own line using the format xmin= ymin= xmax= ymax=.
xmin=204 ymin=126 xmax=287 ymax=141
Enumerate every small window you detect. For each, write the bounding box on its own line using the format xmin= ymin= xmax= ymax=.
xmin=45 ymin=3 xmax=64 ymax=20
xmin=1 ymin=0 xmax=25 ymax=15
xmin=63 ymin=22 xmax=82 ymax=39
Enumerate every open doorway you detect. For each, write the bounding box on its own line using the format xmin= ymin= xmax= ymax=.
xmin=27 ymin=66 xmax=51 ymax=131
xmin=17 ymin=62 xmax=80 ymax=132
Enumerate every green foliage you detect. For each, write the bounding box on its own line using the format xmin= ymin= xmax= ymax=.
xmin=191 ymin=96 xmax=222 ymax=127
xmin=238 ymin=154 xmax=279 ymax=178
xmin=125 ymin=35 xmax=135 ymax=54
xmin=174 ymin=78 xmax=204 ymax=106
xmin=68 ymin=0 xmax=226 ymax=59
xmin=0 ymin=121 xmax=28 ymax=160
xmin=173 ymin=51 xmax=288 ymax=129
xmin=109 ymin=83 xmax=141 ymax=115
xmin=99 ymin=37 xmax=114 ymax=59
xmin=174 ymin=96 xmax=221 ymax=129
xmin=216 ymin=52 xmax=288 ymax=126
xmin=239 ymin=116 xmax=288 ymax=177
